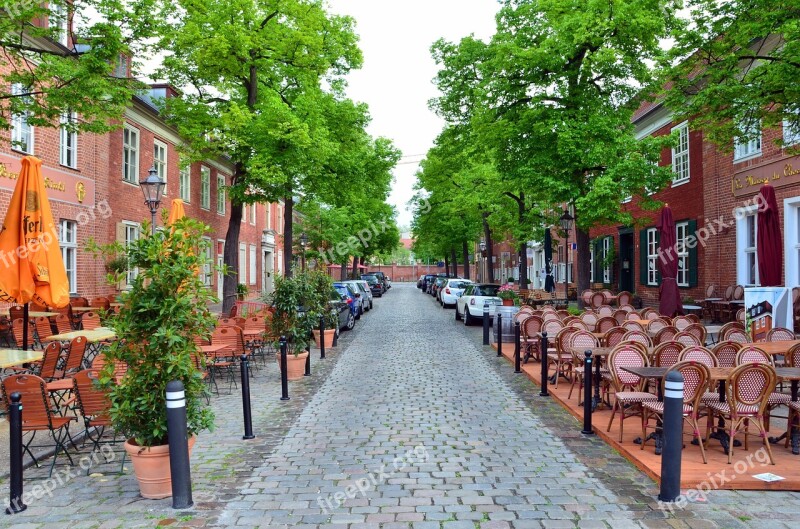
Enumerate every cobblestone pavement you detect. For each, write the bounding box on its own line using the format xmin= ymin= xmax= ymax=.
xmin=2 ymin=284 xmax=800 ymax=528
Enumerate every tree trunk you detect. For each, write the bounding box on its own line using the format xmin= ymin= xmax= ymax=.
xmin=450 ymin=247 xmax=458 ymax=277
xmin=283 ymin=194 xmax=294 ymax=279
xmin=352 ymin=256 xmax=359 ymax=279
xmin=340 ymin=259 xmax=347 ymax=281
xmin=483 ymin=214 xmax=494 ymax=283
xmin=576 ymin=224 xmax=591 ymax=309
xmin=462 ymin=240 xmax=470 ymax=280
xmin=221 ymin=166 xmax=245 ymax=316
xmin=444 ymin=255 xmax=450 ymax=276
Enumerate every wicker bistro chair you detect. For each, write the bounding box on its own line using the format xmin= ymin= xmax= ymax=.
xmin=568 ymin=319 xmax=588 ymax=330
xmin=622 ymin=329 xmax=652 ymax=347
xmin=625 ymin=312 xmax=643 ymax=321
xmin=580 ymin=312 xmax=599 ymax=332
xmin=652 ymin=341 xmax=685 ymax=368
xmin=642 ymin=308 xmax=660 ymax=320
xmin=674 ymin=330 xmax=702 ymax=348
xmin=735 ymin=346 xmax=791 ymax=424
xmin=591 ymin=292 xmax=605 ymax=309
xmin=547 ymin=327 xmax=576 ymax=387
xmin=595 ymin=316 xmax=617 ymax=335
xmin=705 ymin=363 xmax=778 ymax=464
xmin=679 ymin=346 xmax=718 ymax=368
xmin=642 ymin=361 xmax=711 ymax=463
xmin=622 ymin=321 xmax=645 ymax=333
xmin=701 ymin=285 xmax=717 ymax=321
xmin=568 ymin=331 xmax=600 ymax=401
xmin=597 ymin=305 xmax=614 ymax=317
xmin=1 ymin=374 xmax=77 ymax=476
xmin=581 ymin=290 xmax=594 ymax=307
xmin=605 ymin=344 xmax=658 ymax=441
xmin=726 ymin=328 xmax=751 ymax=344
xmin=647 ymin=319 xmax=669 ymax=334
xmin=684 ymin=323 xmax=708 ymax=345
xmin=612 ymin=310 xmax=627 ymax=325
xmin=767 ymin=327 xmax=795 ymax=342
xmin=712 ymin=341 xmax=743 ymax=368
xmin=522 ymin=316 xmax=543 ymax=363
xmin=618 ymin=304 xmax=636 ymax=313
xmin=617 ymin=291 xmax=633 ymax=307
xmin=653 ymin=326 xmax=679 ymax=345
xmin=787 ymin=343 xmax=800 ymax=368
xmin=719 ymin=321 xmax=745 ymax=339
xmin=673 ymin=316 xmax=693 ymax=331
xmin=604 ymin=327 xmax=628 ymax=348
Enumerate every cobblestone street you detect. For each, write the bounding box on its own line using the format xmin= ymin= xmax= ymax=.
xmin=3 ymin=284 xmax=800 ymax=528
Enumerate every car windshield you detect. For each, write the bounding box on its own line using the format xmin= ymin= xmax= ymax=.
xmin=361 ymin=275 xmax=379 ymax=283
xmin=474 ymin=285 xmax=500 ymax=296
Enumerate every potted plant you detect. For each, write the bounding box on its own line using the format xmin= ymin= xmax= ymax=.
xmin=498 ymin=284 xmax=520 ymax=306
xmin=237 ymin=283 xmax=248 ymax=300
xmin=301 ymin=269 xmax=337 ymax=349
xmin=267 ymin=272 xmax=310 ymax=380
xmin=96 ymin=217 xmax=216 ymax=499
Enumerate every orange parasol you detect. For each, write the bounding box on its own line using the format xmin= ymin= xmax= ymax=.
xmin=167 ymin=198 xmax=186 ymax=226
xmin=0 ymin=156 xmax=70 ymax=348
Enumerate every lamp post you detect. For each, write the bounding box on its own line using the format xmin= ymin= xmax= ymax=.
xmin=300 ymin=232 xmax=308 ymax=272
xmin=140 ymin=166 xmax=166 ymax=235
xmin=479 ymin=239 xmax=486 ymax=283
xmin=559 ymin=208 xmax=574 ymax=298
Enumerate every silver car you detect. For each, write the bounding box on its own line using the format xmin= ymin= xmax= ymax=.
xmin=340 ymin=280 xmax=372 ymax=316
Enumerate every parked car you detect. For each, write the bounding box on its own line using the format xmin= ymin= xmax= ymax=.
xmin=417 ymin=275 xmax=425 ymax=289
xmin=439 ymin=279 xmax=473 ymax=308
xmin=431 ymin=275 xmax=454 ymax=298
xmin=361 ymin=274 xmax=383 ymax=297
xmin=421 ymin=274 xmax=436 ymax=293
xmin=328 ymin=287 xmax=354 ymax=331
xmin=456 ymin=283 xmax=502 ymax=325
xmin=333 ymin=283 xmax=360 ymax=325
xmin=342 ymin=279 xmax=373 ymax=312
xmin=367 ymin=271 xmax=390 ymax=291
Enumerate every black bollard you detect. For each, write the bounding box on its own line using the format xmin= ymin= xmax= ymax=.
xmin=279 ymin=336 xmax=290 ymax=401
xmin=6 ymin=392 xmax=26 ymax=514
xmin=581 ymin=351 xmax=593 ymax=435
xmin=514 ymin=321 xmax=521 ymax=373
xmin=497 ymin=313 xmax=503 ymax=357
xmin=166 ymin=380 xmax=193 ymax=509
xmin=539 ymin=332 xmax=549 ymax=397
xmin=240 ymin=355 xmax=255 ymax=440
xmin=658 ymin=370 xmax=684 ymax=503
xmin=304 ymin=343 xmax=311 ymax=377
xmin=319 ymin=314 xmax=326 ymax=360
xmin=482 ymin=303 xmax=490 ymax=345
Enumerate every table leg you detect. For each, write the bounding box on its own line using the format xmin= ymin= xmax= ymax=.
xmin=591 ymin=357 xmax=602 ymax=411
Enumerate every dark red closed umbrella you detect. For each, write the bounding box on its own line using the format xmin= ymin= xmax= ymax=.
xmin=657 ymin=205 xmax=683 ymax=317
xmin=756 ymin=184 xmax=783 ymax=287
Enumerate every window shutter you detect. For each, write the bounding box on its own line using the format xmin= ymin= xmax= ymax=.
xmin=639 ymin=229 xmax=648 ymax=286
xmin=593 ymin=239 xmax=602 ymax=283
xmin=687 ymin=219 xmax=698 ymax=287
xmin=606 ymin=236 xmax=615 ymax=286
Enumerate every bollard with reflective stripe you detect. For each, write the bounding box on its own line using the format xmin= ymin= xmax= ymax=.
xmin=240 ymin=355 xmax=255 ymax=440
xmin=539 ymin=332 xmax=549 ymax=397
xmin=166 ymin=380 xmax=193 ymax=509
xmin=496 ymin=313 xmax=503 ymax=357
xmin=6 ymin=392 xmax=26 ymax=514
xmin=581 ymin=351 xmax=593 ymax=435
xmin=279 ymin=336 xmax=290 ymax=401
xmin=514 ymin=321 xmax=521 ymax=373
xmin=319 ymin=314 xmax=326 ymax=360
xmin=658 ymin=370 xmax=684 ymax=503
xmin=482 ymin=303 xmax=490 ymax=345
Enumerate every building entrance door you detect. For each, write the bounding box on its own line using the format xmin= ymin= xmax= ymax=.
xmin=619 ymin=231 xmax=634 ymax=293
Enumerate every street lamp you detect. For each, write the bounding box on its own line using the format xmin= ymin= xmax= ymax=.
xmin=140 ymin=166 xmax=165 ymax=235
xmin=300 ymin=232 xmax=308 ymax=271
xmin=479 ymin=239 xmax=486 ymax=282
xmin=559 ymin=208 xmax=574 ymax=292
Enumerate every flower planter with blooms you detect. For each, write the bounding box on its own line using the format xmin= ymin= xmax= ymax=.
xmin=498 ymin=284 xmax=520 ymax=306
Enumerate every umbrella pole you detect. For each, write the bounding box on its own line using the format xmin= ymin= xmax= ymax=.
xmin=22 ymin=303 xmax=29 ymax=351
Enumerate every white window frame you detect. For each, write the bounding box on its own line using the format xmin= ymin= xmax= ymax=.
xmin=122 ymin=125 xmax=139 ymax=183
xmin=123 ymin=222 xmax=140 ymax=287
xmin=153 ymin=140 xmax=168 ymax=194
xmin=50 ymin=2 xmax=69 ymax=46
xmin=10 ymin=84 xmax=33 ymax=154
xmin=734 ymin=120 xmax=762 ymax=162
xmin=602 ymin=237 xmax=611 ymax=284
xmin=736 ymin=205 xmax=759 ymax=286
xmin=265 ymin=203 xmax=271 ymax=229
xmin=784 ymin=197 xmax=800 ymax=288
xmin=239 ymin=243 xmax=247 ymax=284
xmin=249 ymin=244 xmax=257 ymax=285
xmin=59 ymin=219 xmax=77 ymax=294
xmin=589 ymin=247 xmax=594 ymax=283
xmin=676 ymin=222 xmax=689 ymax=287
xmin=217 ymin=174 xmax=226 ymax=215
xmin=179 ymin=163 xmax=191 ymax=202
xmin=671 ymin=121 xmax=690 ymax=185
xmin=201 ymin=236 xmax=213 ymax=287
xmin=59 ymin=112 xmax=77 ymax=168
xmin=241 ymin=204 xmax=247 ymax=223
xmin=647 ymin=228 xmax=659 ymax=286
xmin=784 ymin=118 xmax=800 ymax=147
xmin=250 ymin=203 xmax=257 ymax=225
xmin=200 ymin=166 xmax=210 ymax=209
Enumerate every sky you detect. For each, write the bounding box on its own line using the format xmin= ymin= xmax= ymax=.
xmin=325 ymin=0 xmax=499 ymax=232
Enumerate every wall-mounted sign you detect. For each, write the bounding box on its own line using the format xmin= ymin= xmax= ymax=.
xmin=0 ymin=153 xmax=95 ymax=206
xmin=731 ymin=155 xmax=800 ymax=197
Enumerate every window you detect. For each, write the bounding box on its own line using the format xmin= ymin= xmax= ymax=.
xmin=217 ymin=174 xmax=226 ymax=215
xmin=124 ymin=223 xmax=140 ymax=286
xmin=277 ymin=204 xmax=283 ymax=234
xmin=241 ymin=205 xmax=247 ymax=223
xmin=122 ymin=125 xmax=139 ymax=183
xmin=647 ymin=228 xmax=659 ymax=286
xmin=179 ymin=163 xmax=191 ymax=202
xmin=201 ymin=237 xmax=212 ymax=286
xmin=153 ymin=140 xmax=168 ymax=194
xmin=602 ymin=237 xmax=611 ymax=283
xmin=250 ymin=203 xmax=257 ymax=225
xmin=734 ymin=120 xmax=762 ymax=161
xmin=265 ymin=203 xmax=271 ymax=229
xmin=736 ymin=210 xmax=758 ymax=286
xmin=557 ymin=245 xmax=565 ymax=284
xmin=59 ymin=220 xmax=77 ymax=294
xmin=784 ymin=118 xmax=800 ymax=147
xmin=589 ymin=246 xmax=594 ymax=283
xmin=671 ymin=121 xmax=690 ymax=184
xmin=10 ymin=84 xmax=33 ymax=154
xmin=50 ymin=2 xmax=68 ymax=46
xmin=59 ymin=112 xmax=77 ymax=168
xmin=200 ymin=166 xmax=210 ymax=209
xmin=239 ymin=243 xmax=247 ymax=284
xmin=676 ymin=222 xmax=689 ymax=287
xmin=249 ymin=245 xmax=257 ymax=285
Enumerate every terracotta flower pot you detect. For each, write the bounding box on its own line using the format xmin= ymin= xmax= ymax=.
xmin=502 ymin=299 xmax=514 ymax=306
xmin=124 ymin=436 xmax=196 ymax=499
xmin=277 ymin=351 xmax=309 ymax=380
xmin=312 ymin=329 xmax=335 ymax=348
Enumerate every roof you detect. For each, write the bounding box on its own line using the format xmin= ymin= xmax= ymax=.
xmin=400 ymin=238 xmax=414 ymax=250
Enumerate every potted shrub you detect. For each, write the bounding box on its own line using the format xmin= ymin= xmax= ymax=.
xmin=301 ymin=269 xmax=337 ymax=349
xmin=267 ymin=272 xmax=310 ymax=380
xmin=498 ymin=284 xmax=520 ymax=306
xmin=237 ymin=283 xmax=249 ymax=300
xmin=97 ymin=217 xmax=216 ymax=499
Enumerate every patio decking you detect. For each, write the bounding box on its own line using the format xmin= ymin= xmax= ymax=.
xmin=493 ymin=343 xmax=800 ymax=491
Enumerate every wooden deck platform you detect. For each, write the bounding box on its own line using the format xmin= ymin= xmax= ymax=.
xmin=491 ymin=343 xmax=800 ymax=490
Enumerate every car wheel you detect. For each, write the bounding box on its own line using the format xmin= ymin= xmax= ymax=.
xmin=355 ymin=305 xmax=362 ymax=320
xmin=455 ymin=306 xmax=461 ymax=321
xmin=345 ymin=312 xmax=355 ymax=330
xmin=464 ymin=309 xmax=474 ymax=326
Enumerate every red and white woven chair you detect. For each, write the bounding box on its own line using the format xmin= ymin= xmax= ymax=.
xmin=605 ymin=344 xmax=657 ymax=441
xmin=652 ymin=341 xmax=684 ymax=368
xmin=674 ymin=330 xmax=702 ymax=348
xmin=568 ymin=330 xmax=600 ymax=401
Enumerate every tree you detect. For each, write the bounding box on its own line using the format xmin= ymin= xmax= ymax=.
xmin=0 ymin=1 xmax=153 ymax=133
xmin=152 ymin=0 xmax=364 ymax=314
xmin=662 ymin=0 xmax=800 ymax=150
xmin=430 ymin=0 xmax=677 ymax=299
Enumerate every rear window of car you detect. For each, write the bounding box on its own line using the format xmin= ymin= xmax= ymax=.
xmin=475 ymin=286 xmax=499 ymax=296
xmin=449 ymin=281 xmax=470 ymax=289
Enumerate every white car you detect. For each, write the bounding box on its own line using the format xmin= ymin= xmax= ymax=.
xmin=439 ymin=279 xmax=473 ymax=307
xmin=455 ymin=283 xmax=502 ymax=325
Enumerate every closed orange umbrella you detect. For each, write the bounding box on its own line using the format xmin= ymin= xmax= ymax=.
xmin=167 ymin=198 xmax=186 ymax=226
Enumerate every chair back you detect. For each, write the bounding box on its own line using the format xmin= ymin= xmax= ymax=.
xmin=580 ymin=312 xmax=598 ymax=331
xmin=727 ymin=363 xmax=776 ymax=413
xmin=522 ymin=316 xmax=543 ymax=339
xmin=622 ymin=320 xmax=644 ymax=332
xmin=736 ymin=345 xmax=772 ymax=366
xmin=597 ymin=305 xmax=614 ymax=317
xmin=787 ymin=343 xmax=800 ymax=368
xmin=617 ymin=291 xmax=632 ymax=306
xmin=647 ymin=319 xmax=668 ymax=333
xmin=733 ymin=285 xmax=744 ymax=300
xmin=570 ymin=330 xmax=599 ymax=352
xmin=673 ymin=316 xmax=692 ymax=331
xmin=228 ymin=304 xmax=238 ymax=318
xmin=54 ymin=313 xmax=72 ymax=334
xmin=625 ymin=312 xmax=642 ymax=321
xmin=653 ymin=326 xmax=678 ymax=344
xmin=613 ymin=310 xmax=627 ymax=325
xmin=11 ymin=318 xmax=35 ymax=348
xmin=736 ymin=308 xmax=746 ymax=322
xmin=719 ymin=321 xmax=745 ymax=338
xmin=1 ymin=374 xmax=54 ymax=428
xmin=9 ymin=305 xmax=25 ymax=321
xmin=726 ymin=328 xmax=750 ymax=343
xmin=568 ymin=319 xmax=587 ymax=330
xmin=705 ymin=285 xmax=716 ymax=298
xmin=678 ymin=345 xmax=717 ymax=367
xmin=591 ymin=292 xmax=605 ymax=309
xmin=607 ymin=344 xmax=649 ymax=392
xmin=581 ymin=290 xmax=593 ymax=306
xmin=642 ymin=308 xmax=660 ymax=320
xmin=668 ymin=361 xmax=710 ymax=408
xmin=674 ymin=330 xmax=702 ymax=347
xmin=34 ymin=316 xmax=54 ymax=343
xmin=37 ymin=342 xmax=63 ymax=380
xmin=622 ymin=329 xmax=652 ymax=346
xmin=723 ymin=285 xmax=734 ymax=301
xmin=555 ymin=327 xmax=577 ymax=354
xmin=595 ymin=316 xmax=617 ymax=334
xmin=604 ymin=327 xmax=627 ymax=347
xmin=217 ymin=317 xmax=237 ymax=327
xmin=91 ymin=353 xmax=127 ymax=382
xmin=684 ymin=323 xmax=707 ymax=345
xmin=712 ymin=341 xmax=742 ymax=368
xmin=63 ymin=336 xmax=88 ymax=374
xmin=766 ymin=327 xmax=795 ymax=342
xmin=244 ymin=316 xmax=266 ymax=331
xmin=542 ymin=319 xmax=563 ymax=337
xmin=542 ymin=312 xmax=560 ymax=323
xmin=90 ymin=297 xmax=110 ymax=311
xmin=212 ymin=325 xmax=246 ymax=355
xmin=72 ymin=370 xmax=111 ymax=419
xmin=653 ymin=341 xmax=684 ymax=367
xmin=70 ymin=297 xmax=88 ymax=307
xmin=618 ymin=304 xmax=636 ymax=313
xmin=82 ymin=311 xmax=102 ymax=330
xmin=556 ymin=310 xmax=571 ymax=321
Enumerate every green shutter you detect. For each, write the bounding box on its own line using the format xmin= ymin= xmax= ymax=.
xmin=687 ymin=219 xmax=698 ymax=287
xmin=639 ymin=229 xmax=648 ymax=286
xmin=593 ymin=239 xmax=602 ymax=284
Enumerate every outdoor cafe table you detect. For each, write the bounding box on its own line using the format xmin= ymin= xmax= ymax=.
xmin=0 ymin=348 xmax=43 ymax=369
xmin=70 ymin=306 xmax=103 ymax=313
xmin=0 ymin=310 xmax=58 ymax=318
xmin=751 ymin=339 xmax=800 ymax=357
xmin=47 ymin=328 xmax=117 ymax=366
xmin=200 ymin=343 xmax=228 ymax=359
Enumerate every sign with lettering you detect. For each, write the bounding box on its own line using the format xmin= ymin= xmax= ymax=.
xmin=731 ymin=155 xmax=800 ymax=197
xmin=0 ymin=153 xmax=95 ymax=207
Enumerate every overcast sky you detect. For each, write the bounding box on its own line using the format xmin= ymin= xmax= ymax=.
xmin=326 ymin=0 xmax=499 ymax=232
